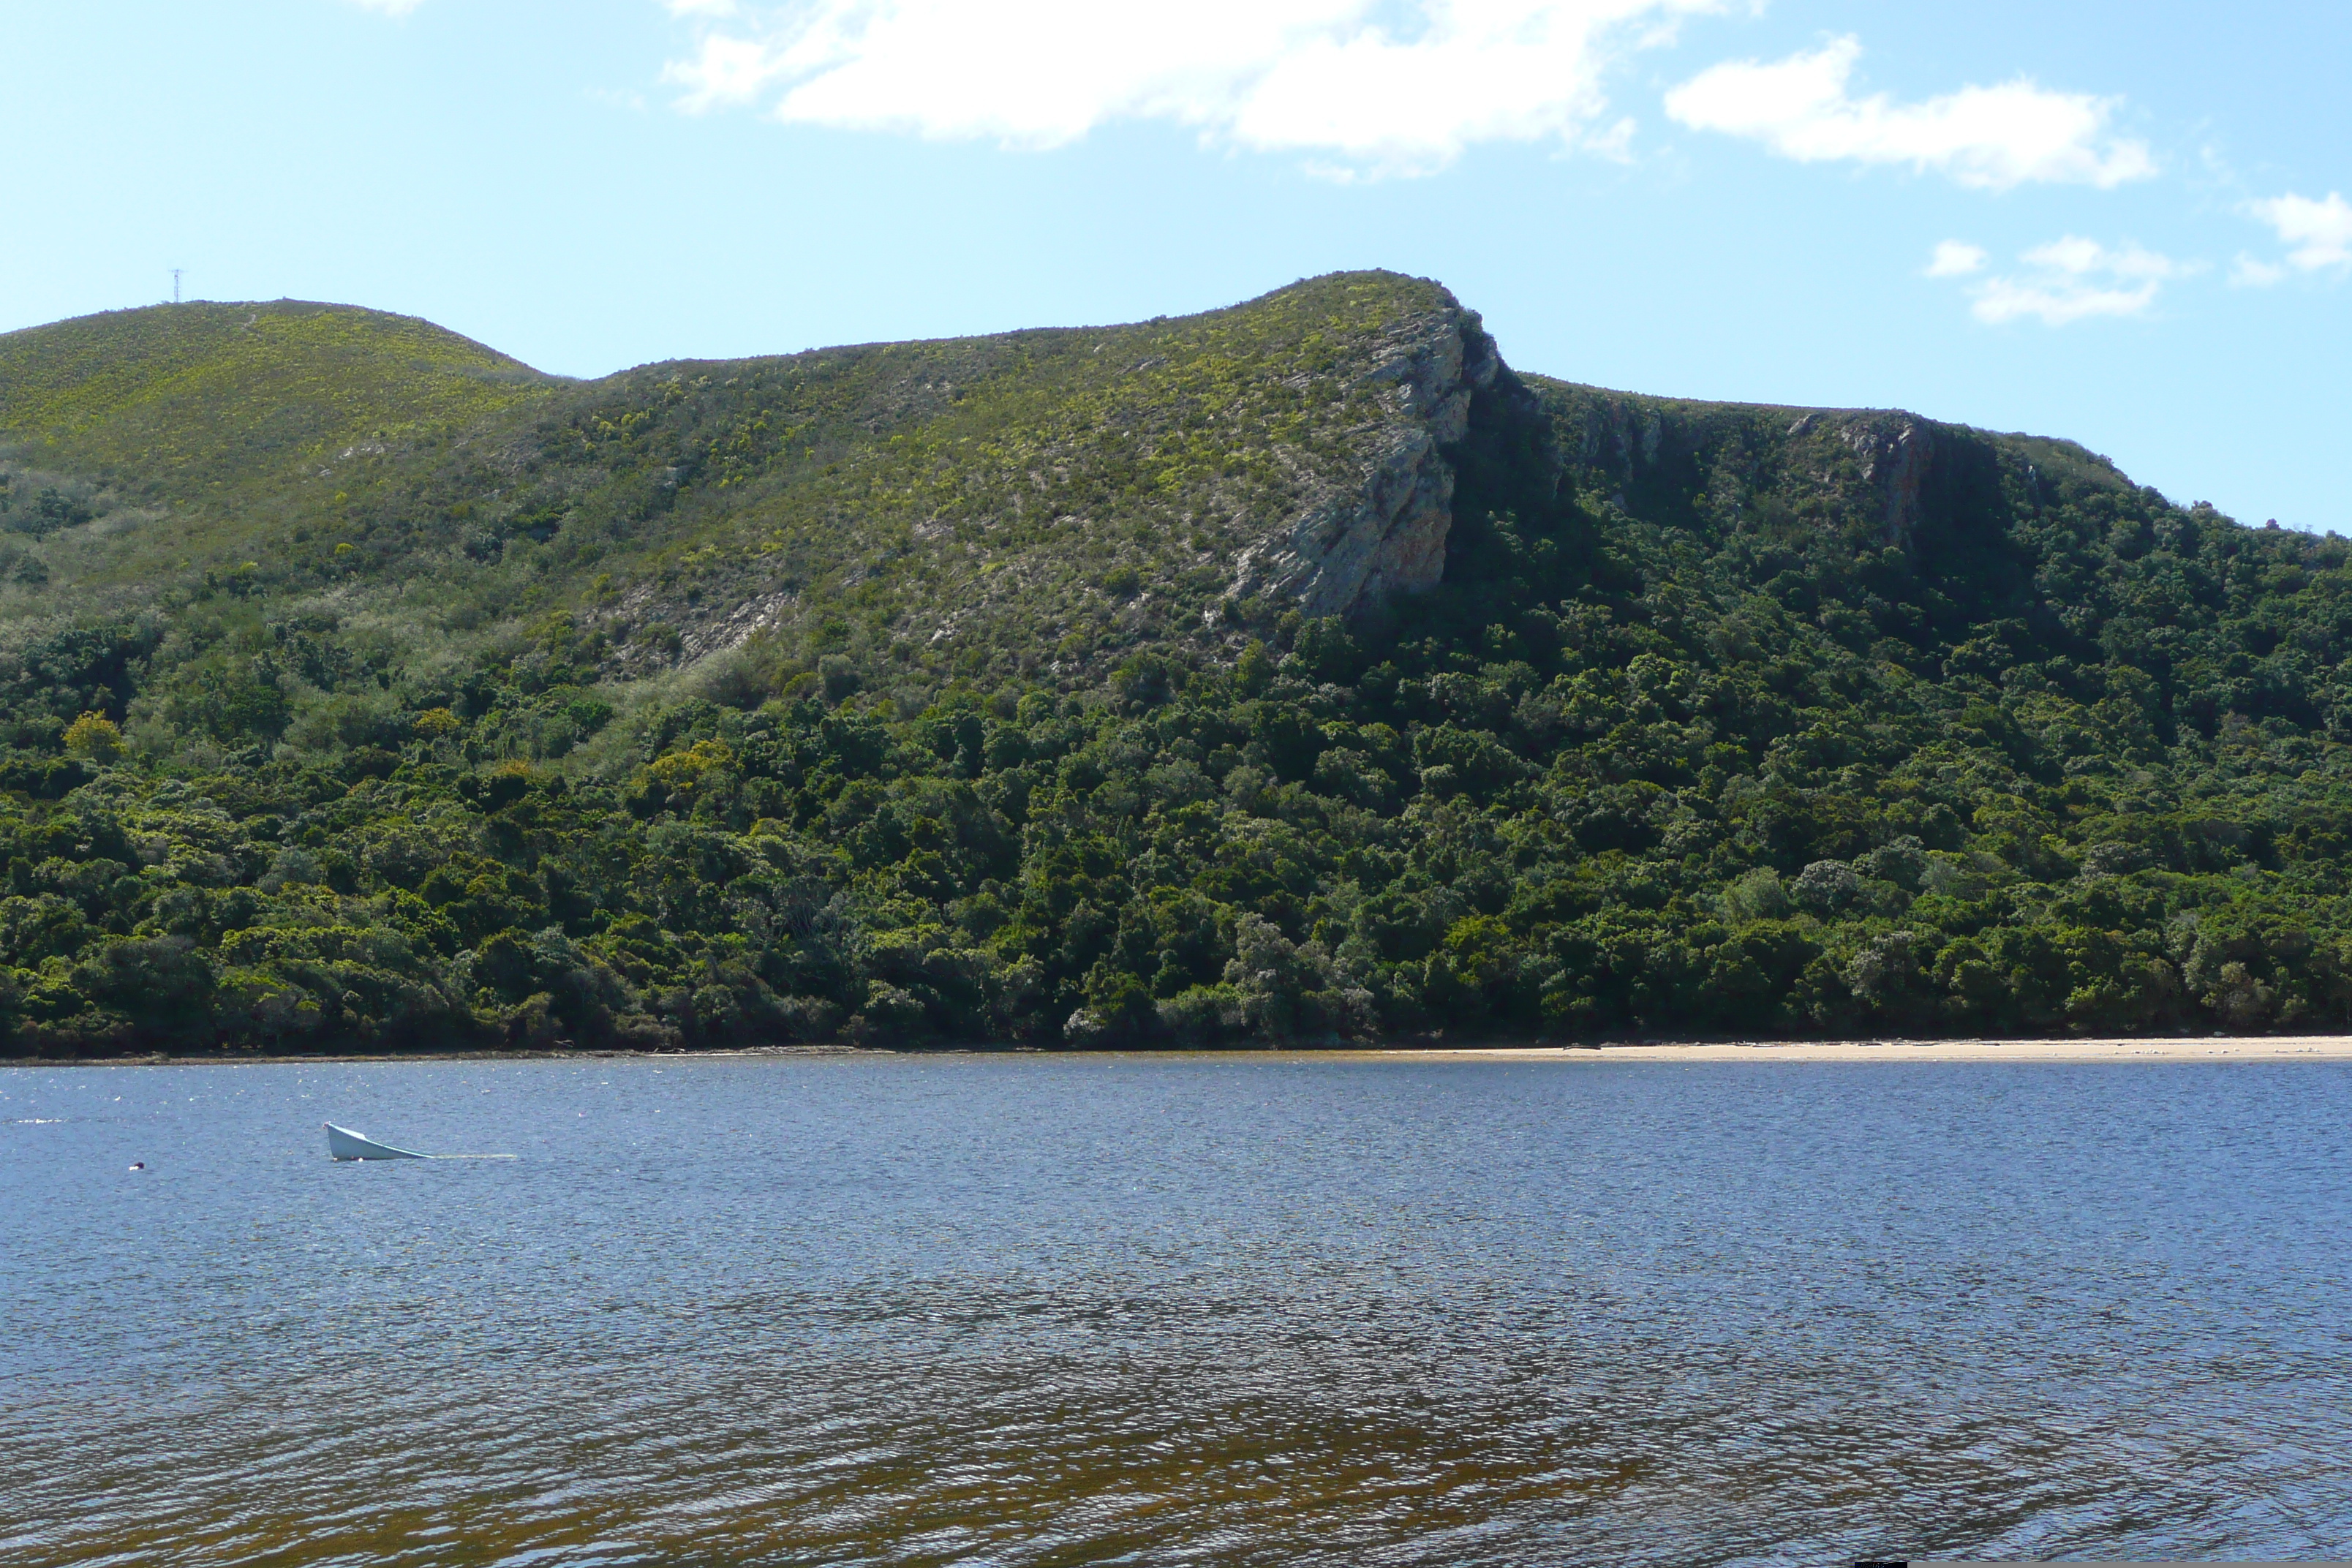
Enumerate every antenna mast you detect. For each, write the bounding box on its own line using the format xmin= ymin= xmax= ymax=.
xmin=172 ymin=268 xmax=183 ymax=305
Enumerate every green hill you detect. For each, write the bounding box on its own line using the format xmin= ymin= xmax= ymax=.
xmin=0 ymin=275 xmax=1486 ymax=679
xmin=0 ymin=299 xmax=553 ymax=521
xmin=0 ymin=272 xmax=2345 ymax=1055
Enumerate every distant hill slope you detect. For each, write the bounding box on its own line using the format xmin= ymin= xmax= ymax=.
xmin=0 ymin=274 xmax=1499 ymax=680
xmin=0 ymin=273 xmax=2348 ymax=1058
xmin=0 ymin=299 xmax=554 ymax=496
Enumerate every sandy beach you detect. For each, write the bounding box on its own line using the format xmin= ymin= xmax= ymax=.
xmin=1389 ymin=1036 xmax=2352 ymax=1063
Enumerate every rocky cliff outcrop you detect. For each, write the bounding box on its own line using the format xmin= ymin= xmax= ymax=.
xmin=1831 ymin=415 xmax=1936 ymax=548
xmin=1547 ymin=385 xmax=1963 ymax=554
xmin=1226 ymin=304 xmax=1504 ymax=619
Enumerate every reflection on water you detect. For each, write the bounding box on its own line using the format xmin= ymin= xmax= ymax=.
xmin=5 ymin=1055 xmax=2351 ymax=1565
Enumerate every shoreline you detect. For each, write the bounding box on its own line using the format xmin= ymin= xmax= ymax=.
xmin=1371 ymin=1036 xmax=2352 ymax=1063
xmin=8 ymin=1036 xmax=2352 ymax=1068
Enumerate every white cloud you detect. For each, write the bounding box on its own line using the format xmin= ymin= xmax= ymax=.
xmin=1924 ymin=240 xmax=1986 ymax=278
xmin=2231 ymin=254 xmax=2288 ymax=289
xmin=671 ymin=31 xmax=783 ymax=110
xmin=660 ymin=0 xmax=1720 ymax=175
xmin=1665 ymin=36 xmax=2155 ymax=191
xmin=1954 ymin=236 xmax=2195 ymax=327
xmin=2244 ymin=191 xmax=2352 ymax=274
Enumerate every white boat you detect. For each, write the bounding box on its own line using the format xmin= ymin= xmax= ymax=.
xmin=325 ymin=1123 xmax=427 ymax=1161
xmin=324 ymin=1122 xmax=516 ymax=1161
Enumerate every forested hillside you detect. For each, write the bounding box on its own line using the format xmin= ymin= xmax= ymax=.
xmin=0 ymin=274 xmax=2346 ymax=1055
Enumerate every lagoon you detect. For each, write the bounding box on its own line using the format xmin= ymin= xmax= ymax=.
xmin=6 ymin=1054 xmax=2351 ymax=1564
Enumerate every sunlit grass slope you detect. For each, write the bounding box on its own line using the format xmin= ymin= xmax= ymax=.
xmin=0 ymin=299 xmax=557 ymax=500
xmin=0 ymin=274 xmax=1467 ymax=685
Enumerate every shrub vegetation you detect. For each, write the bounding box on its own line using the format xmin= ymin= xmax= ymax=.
xmin=0 ymin=274 xmax=2348 ymax=1054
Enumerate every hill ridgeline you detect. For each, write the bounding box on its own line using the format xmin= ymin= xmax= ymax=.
xmin=0 ymin=272 xmax=2345 ymax=1055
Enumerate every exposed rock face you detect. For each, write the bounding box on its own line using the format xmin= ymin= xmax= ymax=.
xmin=1544 ymin=383 xmax=1953 ymax=553
xmin=1839 ymin=416 xmax=1936 ymax=548
xmin=1227 ymin=306 xmax=1502 ymax=619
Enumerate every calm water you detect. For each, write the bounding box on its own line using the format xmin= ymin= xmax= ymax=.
xmin=4 ymin=1055 xmax=2351 ymax=1566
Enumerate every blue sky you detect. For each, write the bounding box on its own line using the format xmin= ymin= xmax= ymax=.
xmin=6 ymin=1 xmax=2347 ymax=530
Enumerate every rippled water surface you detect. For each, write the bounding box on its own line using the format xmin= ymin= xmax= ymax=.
xmin=6 ymin=1055 xmax=2352 ymax=1565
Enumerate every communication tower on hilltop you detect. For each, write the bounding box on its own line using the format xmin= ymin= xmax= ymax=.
xmin=172 ymin=268 xmax=183 ymax=304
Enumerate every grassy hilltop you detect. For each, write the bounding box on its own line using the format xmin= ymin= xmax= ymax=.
xmin=0 ymin=275 xmax=1477 ymax=682
xmin=0 ymin=272 xmax=2347 ymax=1055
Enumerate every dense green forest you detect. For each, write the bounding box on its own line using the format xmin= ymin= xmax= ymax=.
xmin=0 ymin=273 xmax=2347 ymax=1055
